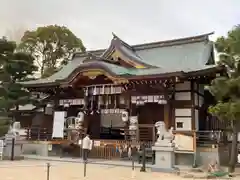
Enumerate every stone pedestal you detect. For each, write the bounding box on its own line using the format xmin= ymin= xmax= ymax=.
xmin=151 ymin=145 xmax=177 ymax=172
xmin=4 ymin=134 xmax=24 ymax=160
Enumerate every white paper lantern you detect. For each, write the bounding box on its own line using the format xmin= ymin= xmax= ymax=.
xmin=76 ymin=112 xmax=84 ymax=122
xmin=121 ymin=110 xmax=129 ymax=122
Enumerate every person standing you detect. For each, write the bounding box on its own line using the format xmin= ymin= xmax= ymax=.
xmin=82 ymin=134 xmax=92 ymax=161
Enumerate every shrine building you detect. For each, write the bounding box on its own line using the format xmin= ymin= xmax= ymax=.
xmin=19 ymin=33 xmax=224 ymax=146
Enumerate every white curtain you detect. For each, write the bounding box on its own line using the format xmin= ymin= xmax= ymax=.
xmin=101 ymin=114 xmax=125 ymax=128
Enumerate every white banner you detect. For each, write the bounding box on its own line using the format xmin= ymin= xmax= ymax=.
xmin=52 ymin=111 xmax=66 ymax=138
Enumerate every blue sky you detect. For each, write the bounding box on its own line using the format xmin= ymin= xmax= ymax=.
xmin=0 ymin=0 xmax=239 ymax=50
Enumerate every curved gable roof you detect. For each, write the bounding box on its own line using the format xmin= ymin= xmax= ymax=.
xmin=101 ymin=34 xmax=154 ymax=68
xmin=74 ymin=32 xmax=214 ymax=69
xmin=22 ymin=56 xmax=130 ymax=86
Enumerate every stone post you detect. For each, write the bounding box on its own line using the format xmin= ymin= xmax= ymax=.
xmin=129 ymin=116 xmax=138 ymax=142
xmin=75 ymin=111 xmax=85 ymax=158
xmin=121 ymin=110 xmax=129 ymax=140
xmin=4 ymin=122 xmax=24 ymax=160
xmin=75 ymin=111 xmax=85 ymax=140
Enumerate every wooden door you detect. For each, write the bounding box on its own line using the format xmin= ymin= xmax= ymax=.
xmin=86 ymin=113 xmax=101 ymax=139
xmin=137 ymin=103 xmax=164 ymax=141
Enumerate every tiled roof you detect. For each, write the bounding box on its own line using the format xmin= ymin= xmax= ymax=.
xmin=22 ymin=33 xmax=216 ymax=86
xmin=136 ymin=41 xmax=213 ymax=68
xmin=22 ymin=58 xmax=131 ymax=85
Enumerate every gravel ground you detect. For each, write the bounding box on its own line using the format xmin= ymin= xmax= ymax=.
xmin=1 ymin=160 xmax=239 ymax=180
xmin=0 ymin=160 xmax=187 ymax=180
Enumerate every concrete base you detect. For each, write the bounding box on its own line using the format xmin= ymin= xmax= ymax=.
xmin=151 ymin=145 xmax=175 ymax=172
xmin=4 ymin=143 xmax=23 ymax=159
xmin=22 ymin=142 xmax=50 ymax=156
xmin=3 ymin=156 xmax=24 ymax=160
xmin=151 ymin=167 xmax=179 ymax=173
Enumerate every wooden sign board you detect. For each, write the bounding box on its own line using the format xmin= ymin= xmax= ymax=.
xmin=59 ymin=99 xmax=85 ymax=106
xmin=131 ymin=95 xmax=167 ymax=104
xmin=174 ymin=133 xmax=194 ymax=152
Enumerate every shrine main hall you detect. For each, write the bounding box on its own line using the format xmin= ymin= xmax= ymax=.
xmin=20 ymin=33 xmax=224 ymax=154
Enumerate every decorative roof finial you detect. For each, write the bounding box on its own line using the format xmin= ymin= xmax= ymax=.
xmin=112 ymin=32 xmax=117 ymax=38
xmin=112 ymin=32 xmax=120 ymax=40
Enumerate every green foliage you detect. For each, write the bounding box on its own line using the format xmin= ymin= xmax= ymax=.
xmin=208 ymin=25 xmax=240 ymax=172
xmin=0 ymin=38 xmax=38 ymax=114
xmin=208 ymin=25 xmax=240 ymax=122
xmin=18 ymin=25 xmax=86 ymax=77
xmin=0 ymin=118 xmax=11 ymax=137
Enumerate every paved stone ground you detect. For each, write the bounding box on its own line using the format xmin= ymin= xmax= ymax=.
xmin=0 ymin=160 xmax=187 ymax=180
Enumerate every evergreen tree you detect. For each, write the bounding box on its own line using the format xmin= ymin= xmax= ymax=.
xmin=18 ymin=25 xmax=86 ymax=77
xmin=0 ymin=37 xmax=38 ymax=136
xmin=208 ymin=25 xmax=240 ymax=172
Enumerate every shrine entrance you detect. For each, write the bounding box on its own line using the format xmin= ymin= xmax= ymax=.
xmin=137 ymin=103 xmax=164 ymax=142
xmin=138 ymin=103 xmax=164 ymax=124
xmin=71 ymin=72 xmax=127 ymax=140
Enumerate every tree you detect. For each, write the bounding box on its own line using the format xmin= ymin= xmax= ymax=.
xmin=18 ymin=25 xmax=86 ymax=78
xmin=0 ymin=37 xmax=38 ymax=134
xmin=208 ymin=25 xmax=240 ymax=172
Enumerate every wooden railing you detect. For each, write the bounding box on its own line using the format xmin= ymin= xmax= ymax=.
xmin=81 ymin=140 xmax=154 ymax=160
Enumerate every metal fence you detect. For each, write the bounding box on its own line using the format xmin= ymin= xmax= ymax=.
xmin=24 ymin=127 xmax=232 ymax=144
xmin=21 ymin=127 xmax=234 ymax=161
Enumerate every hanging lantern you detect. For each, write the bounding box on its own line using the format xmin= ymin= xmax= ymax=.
xmin=121 ymin=110 xmax=129 ymax=122
xmin=75 ymin=112 xmax=84 ymax=129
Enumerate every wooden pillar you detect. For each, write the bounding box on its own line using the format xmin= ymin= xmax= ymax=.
xmin=53 ymin=87 xmax=60 ymax=110
xmin=164 ymin=103 xmax=170 ymax=129
xmin=191 ymin=81 xmax=196 ymax=130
